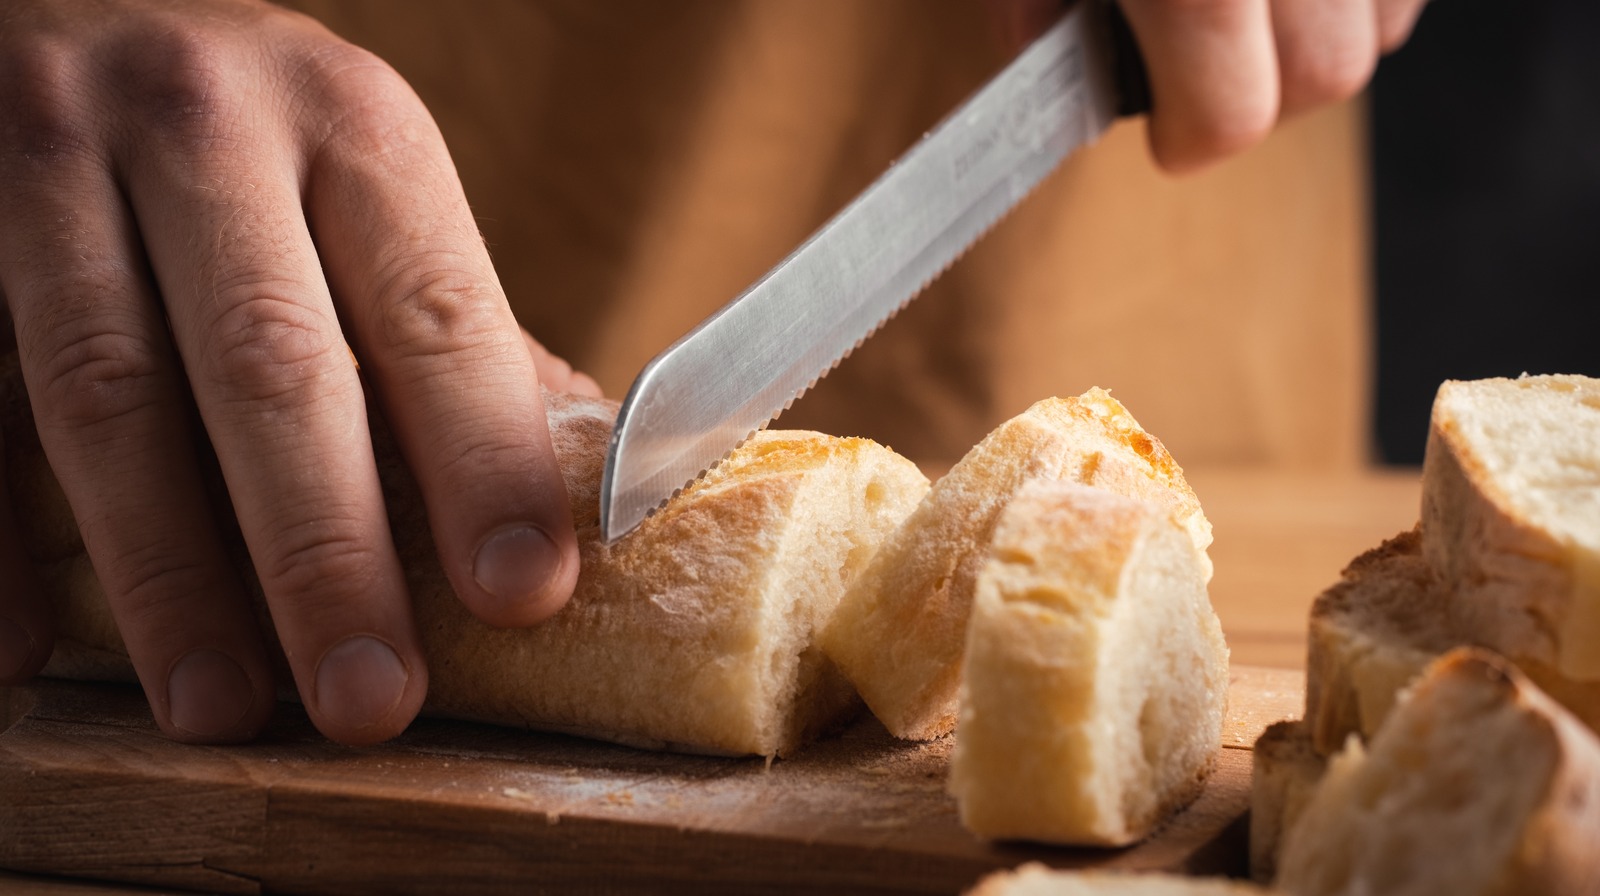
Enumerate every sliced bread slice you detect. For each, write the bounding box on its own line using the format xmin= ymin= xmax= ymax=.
xmin=821 ymin=389 xmax=1211 ymax=740
xmin=948 ymin=481 xmax=1227 ymax=846
xmin=1304 ymin=529 xmax=1457 ymax=755
xmin=1305 ymin=527 xmax=1600 ymax=755
xmin=1421 ymin=374 xmax=1600 ymax=680
xmin=1276 ymin=648 xmax=1600 ymax=896
xmin=1248 ymin=720 xmax=1326 ymax=885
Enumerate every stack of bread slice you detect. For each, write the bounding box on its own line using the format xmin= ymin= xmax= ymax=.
xmin=1251 ymin=374 xmax=1600 ymax=893
xmin=820 ymin=390 xmax=1227 ymax=847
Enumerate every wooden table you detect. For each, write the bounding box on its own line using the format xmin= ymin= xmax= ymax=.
xmin=1 ymin=467 xmax=1421 ymax=896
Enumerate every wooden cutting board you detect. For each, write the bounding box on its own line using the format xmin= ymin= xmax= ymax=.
xmin=0 ymin=667 xmax=1302 ymax=896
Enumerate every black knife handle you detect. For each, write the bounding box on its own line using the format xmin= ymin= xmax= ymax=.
xmin=1105 ymin=2 xmax=1153 ymax=118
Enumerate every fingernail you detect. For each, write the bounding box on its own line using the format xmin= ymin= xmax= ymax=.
xmin=0 ymin=616 xmax=34 ymax=680
xmin=473 ymin=525 xmax=562 ymax=607
xmin=167 ymin=649 xmax=255 ymax=738
xmin=314 ymin=635 xmax=408 ymax=732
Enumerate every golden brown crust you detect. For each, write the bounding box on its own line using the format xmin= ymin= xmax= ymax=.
xmin=822 ymin=389 xmax=1212 ymax=741
xmin=4 ymin=356 xmax=929 ymax=756
xmin=950 ymin=482 xmax=1226 ymax=847
xmin=1279 ymin=647 xmax=1600 ymax=895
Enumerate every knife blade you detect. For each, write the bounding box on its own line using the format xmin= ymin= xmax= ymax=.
xmin=600 ymin=1 xmax=1148 ymax=543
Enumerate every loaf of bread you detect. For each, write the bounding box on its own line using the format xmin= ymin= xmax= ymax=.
xmin=1247 ymin=721 xmax=1325 ymax=885
xmin=1421 ymin=374 xmax=1600 ymax=681
xmin=969 ymin=864 xmax=1274 ymax=895
xmin=1275 ymin=648 xmax=1600 ymax=896
xmin=821 ymin=390 xmax=1213 ymax=740
xmin=2 ymin=353 xmax=931 ymax=757
xmin=948 ymin=481 xmax=1227 ymax=847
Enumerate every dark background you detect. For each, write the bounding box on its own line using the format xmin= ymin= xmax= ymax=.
xmin=1371 ymin=0 xmax=1600 ymax=464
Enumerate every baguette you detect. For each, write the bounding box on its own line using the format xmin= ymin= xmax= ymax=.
xmin=1247 ymin=721 xmax=1325 ymax=885
xmin=821 ymin=390 xmax=1212 ymax=740
xmin=1275 ymin=648 xmax=1600 ymax=896
xmin=969 ymin=864 xmax=1273 ymax=895
xmin=948 ymin=482 xmax=1227 ymax=847
xmin=1421 ymin=374 xmax=1600 ymax=680
xmin=3 ymin=355 xmax=931 ymax=757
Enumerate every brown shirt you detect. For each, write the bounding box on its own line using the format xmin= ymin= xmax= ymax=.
xmin=285 ymin=0 xmax=1369 ymax=469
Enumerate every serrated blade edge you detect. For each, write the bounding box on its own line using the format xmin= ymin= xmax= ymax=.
xmin=600 ymin=4 xmax=1120 ymax=543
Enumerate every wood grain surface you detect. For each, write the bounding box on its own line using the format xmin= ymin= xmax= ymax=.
xmin=0 ymin=667 xmax=1300 ymax=896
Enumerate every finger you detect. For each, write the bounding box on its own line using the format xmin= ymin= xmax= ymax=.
xmin=982 ymin=0 xmax=1063 ymax=51
xmin=115 ymin=54 xmax=425 ymax=745
xmin=1376 ymin=0 xmax=1429 ymax=52
xmin=1120 ymin=0 xmax=1280 ymax=172
xmin=0 ymin=67 xmax=274 ymax=737
xmin=1269 ymin=0 xmax=1377 ymax=119
xmin=0 ymin=425 xmax=53 ymax=686
xmin=522 ymin=330 xmax=604 ymax=399
xmin=300 ymin=53 xmax=580 ymax=628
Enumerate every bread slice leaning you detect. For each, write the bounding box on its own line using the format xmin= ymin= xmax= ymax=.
xmin=1276 ymin=648 xmax=1600 ymax=896
xmin=1247 ymin=720 xmax=1325 ymax=885
xmin=1421 ymin=374 xmax=1600 ymax=681
xmin=821 ymin=389 xmax=1212 ymax=740
xmin=1306 ymin=527 xmax=1600 ymax=755
xmin=949 ymin=482 xmax=1227 ymax=847
xmin=1304 ymin=529 xmax=1458 ymax=755
xmin=4 ymin=357 xmax=931 ymax=757
xmin=968 ymin=864 xmax=1273 ymax=895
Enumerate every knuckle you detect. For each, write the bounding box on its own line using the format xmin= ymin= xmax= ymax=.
xmin=1145 ymin=0 xmax=1243 ymax=20
xmin=1284 ymin=46 xmax=1375 ymax=108
xmin=108 ymin=22 xmax=246 ymax=149
xmin=0 ymin=39 xmax=100 ymax=164
xmin=202 ymin=291 xmax=343 ymax=402
xmin=256 ymin=517 xmax=381 ymax=611
xmin=375 ymin=265 xmax=507 ymax=360
xmin=109 ymin=552 xmax=217 ymax=624
xmin=293 ymin=43 xmax=426 ymax=152
xmin=29 ymin=315 xmax=167 ymax=435
xmin=429 ymin=422 xmax=533 ymax=488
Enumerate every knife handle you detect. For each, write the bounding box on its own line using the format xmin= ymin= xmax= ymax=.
xmin=1105 ymin=2 xmax=1153 ymax=118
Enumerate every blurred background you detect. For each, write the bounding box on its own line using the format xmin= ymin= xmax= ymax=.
xmin=1371 ymin=0 xmax=1600 ymax=464
xmin=287 ymin=0 xmax=1596 ymax=473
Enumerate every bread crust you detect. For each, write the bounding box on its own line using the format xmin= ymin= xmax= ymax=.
xmin=949 ymin=482 xmax=1226 ymax=847
xmin=1278 ymin=648 xmax=1600 ymax=896
xmin=1247 ymin=720 xmax=1325 ymax=884
xmin=1421 ymin=375 xmax=1600 ymax=681
xmin=3 ymin=357 xmax=930 ymax=756
xmin=821 ymin=390 xmax=1211 ymax=741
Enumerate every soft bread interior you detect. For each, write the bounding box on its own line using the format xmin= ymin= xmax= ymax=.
xmin=1278 ymin=650 xmax=1564 ymax=896
xmin=823 ymin=389 xmax=1212 ymax=741
xmin=970 ymin=864 xmax=1271 ymax=895
xmin=1425 ymin=374 xmax=1600 ymax=680
xmin=1435 ymin=376 xmax=1600 ymax=541
xmin=950 ymin=482 xmax=1225 ymax=846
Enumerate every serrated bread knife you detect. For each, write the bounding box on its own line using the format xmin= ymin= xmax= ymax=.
xmin=600 ymin=2 xmax=1150 ymax=543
